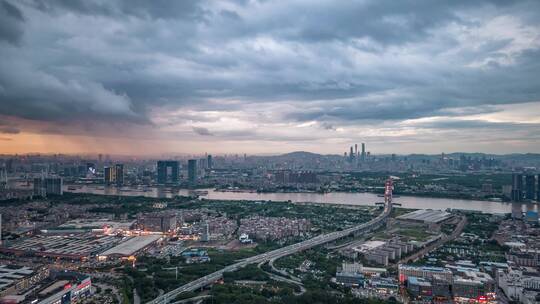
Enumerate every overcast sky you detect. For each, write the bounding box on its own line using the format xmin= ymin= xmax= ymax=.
xmin=1 ymin=0 xmax=540 ymax=155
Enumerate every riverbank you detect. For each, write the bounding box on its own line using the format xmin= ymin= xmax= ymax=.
xmin=66 ymin=183 xmax=509 ymax=203
xmin=60 ymin=184 xmax=532 ymax=214
xmin=259 ymin=188 xmax=504 ymax=203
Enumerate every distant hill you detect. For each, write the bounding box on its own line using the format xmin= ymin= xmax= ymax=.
xmin=278 ymin=151 xmax=323 ymax=158
xmin=252 ymin=151 xmax=540 ymax=163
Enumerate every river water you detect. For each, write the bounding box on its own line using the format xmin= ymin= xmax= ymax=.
xmin=64 ymin=185 xmax=538 ymax=214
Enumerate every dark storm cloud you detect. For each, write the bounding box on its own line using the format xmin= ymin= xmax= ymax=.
xmin=321 ymin=122 xmax=336 ymax=131
xmin=29 ymin=0 xmax=206 ymax=20
xmin=0 ymin=118 xmax=20 ymax=134
xmin=192 ymin=127 xmax=213 ymax=136
xmin=414 ymin=119 xmax=540 ymax=131
xmin=409 ymin=119 xmax=540 ymax=143
xmin=203 ymin=1 xmax=503 ymax=44
xmin=0 ymin=126 xmax=20 ymax=134
xmin=0 ymin=0 xmax=25 ymax=44
xmin=0 ymin=0 xmax=539 ymax=144
xmin=0 ymin=57 xmax=143 ymax=123
xmin=259 ymin=1 xmax=460 ymax=45
xmin=286 ymin=47 xmax=540 ymax=123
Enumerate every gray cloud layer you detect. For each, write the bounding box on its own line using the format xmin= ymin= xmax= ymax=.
xmin=0 ymin=0 xmax=539 ymax=152
xmin=0 ymin=0 xmax=24 ymax=44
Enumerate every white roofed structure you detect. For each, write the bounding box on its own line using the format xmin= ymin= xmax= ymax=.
xmin=397 ymin=209 xmax=452 ymax=224
xmin=99 ymin=235 xmax=161 ymax=258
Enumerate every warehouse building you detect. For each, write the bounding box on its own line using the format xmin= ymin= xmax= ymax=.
xmin=407 ymin=277 xmax=433 ymax=299
xmin=355 ymin=239 xmax=413 ymax=266
xmin=0 ymin=265 xmax=50 ymax=298
xmin=98 ymin=235 xmax=162 ymax=260
xmin=398 ymin=265 xmax=453 ymax=283
xmin=335 ymin=262 xmax=387 ymax=287
xmin=56 ymin=219 xmax=136 ymax=234
xmin=453 ymin=270 xmax=495 ymax=301
xmin=335 ymin=263 xmax=365 ymax=287
xmin=32 ymin=271 xmax=91 ymax=304
xmin=397 ymin=209 xmax=453 ymax=224
xmin=0 ymin=234 xmax=121 ymax=260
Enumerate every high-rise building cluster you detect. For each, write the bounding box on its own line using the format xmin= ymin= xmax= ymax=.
xmin=511 ymin=173 xmax=540 ymax=202
xmin=346 ymin=143 xmax=368 ymax=163
xmin=273 ymin=170 xmax=318 ymax=184
xmin=33 ymin=176 xmax=63 ymax=197
xmin=157 ymin=160 xmax=180 ymax=184
xmin=104 ymin=164 xmax=124 ymax=186
xmin=188 ymin=159 xmax=197 ymax=183
xmin=156 ymin=155 xmax=213 ymax=185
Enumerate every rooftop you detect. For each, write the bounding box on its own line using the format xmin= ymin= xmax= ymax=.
xmin=408 ymin=276 xmax=432 ymax=287
xmin=3 ymin=234 xmax=120 ymax=258
xmin=100 ymin=235 xmax=161 ymax=257
xmin=0 ymin=265 xmax=34 ymax=291
xmin=58 ymin=219 xmax=136 ymax=230
xmin=354 ymin=240 xmax=386 ymax=253
xmin=397 ymin=209 xmax=452 ymax=223
xmin=399 ymin=264 xmax=452 ymax=273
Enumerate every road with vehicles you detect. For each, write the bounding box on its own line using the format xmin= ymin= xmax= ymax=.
xmin=399 ymin=215 xmax=467 ymax=264
xmin=147 ymin=180 xmax=395 ymax=304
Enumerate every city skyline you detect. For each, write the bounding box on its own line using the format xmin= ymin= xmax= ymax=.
xmin=1 ymin=1 xmax=540 ymax=155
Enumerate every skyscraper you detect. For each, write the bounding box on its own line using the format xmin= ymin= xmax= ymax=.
xmin=349 ymin=146 xmax=354 ymax=162
xmin=361 ymin=143 xmax=366 ymax=161
xmin=201 ymin=221 xmax=210 ymax=242
xmin=199 ymin=158 xmax=208 ymax=170
xmin=525 ymin=175 xmax=535 ymax=200
xmin=0 ymin=168 xmax=6 ymax=190
xmin=33 ymin=176 xmax=63 ymax=197
xmin=104 ymin=166 xmax=115 ymax=184
xmin=104 ymin=164 xmax=124 ymax=185
xmin=115 ymin=164 xmax=124 ymax=186
xmin=157 ymin=161 xmax=179 ymax=184
xmin=511 ymin=173 xmax=523 ymax=202
xmin=207 ymin=154 xmax=213 ymax=169
xmin=188 ymin=159 xmax=197 ymax=183
xmin=5 ymin=159 xmax=13 ymax=174
xmin=537 ymin=174 xmax=540 ymax=202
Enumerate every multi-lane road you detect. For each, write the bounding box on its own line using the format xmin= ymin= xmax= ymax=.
xmin=148 ymin=180 xmax=394 ymax=304
xmin=398 ymin=215 xmax=467 ymax=264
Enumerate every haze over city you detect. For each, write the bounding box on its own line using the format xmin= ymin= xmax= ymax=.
xmin=1 ymin=0 xmax=540 ymax=155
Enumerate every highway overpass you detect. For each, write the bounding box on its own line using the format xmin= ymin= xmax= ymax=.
xmin=148 ymin=179 xmax=394 ymax=304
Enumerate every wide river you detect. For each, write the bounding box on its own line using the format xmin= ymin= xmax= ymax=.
xmin=64 ymin=185 xmax=538 ymax=214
